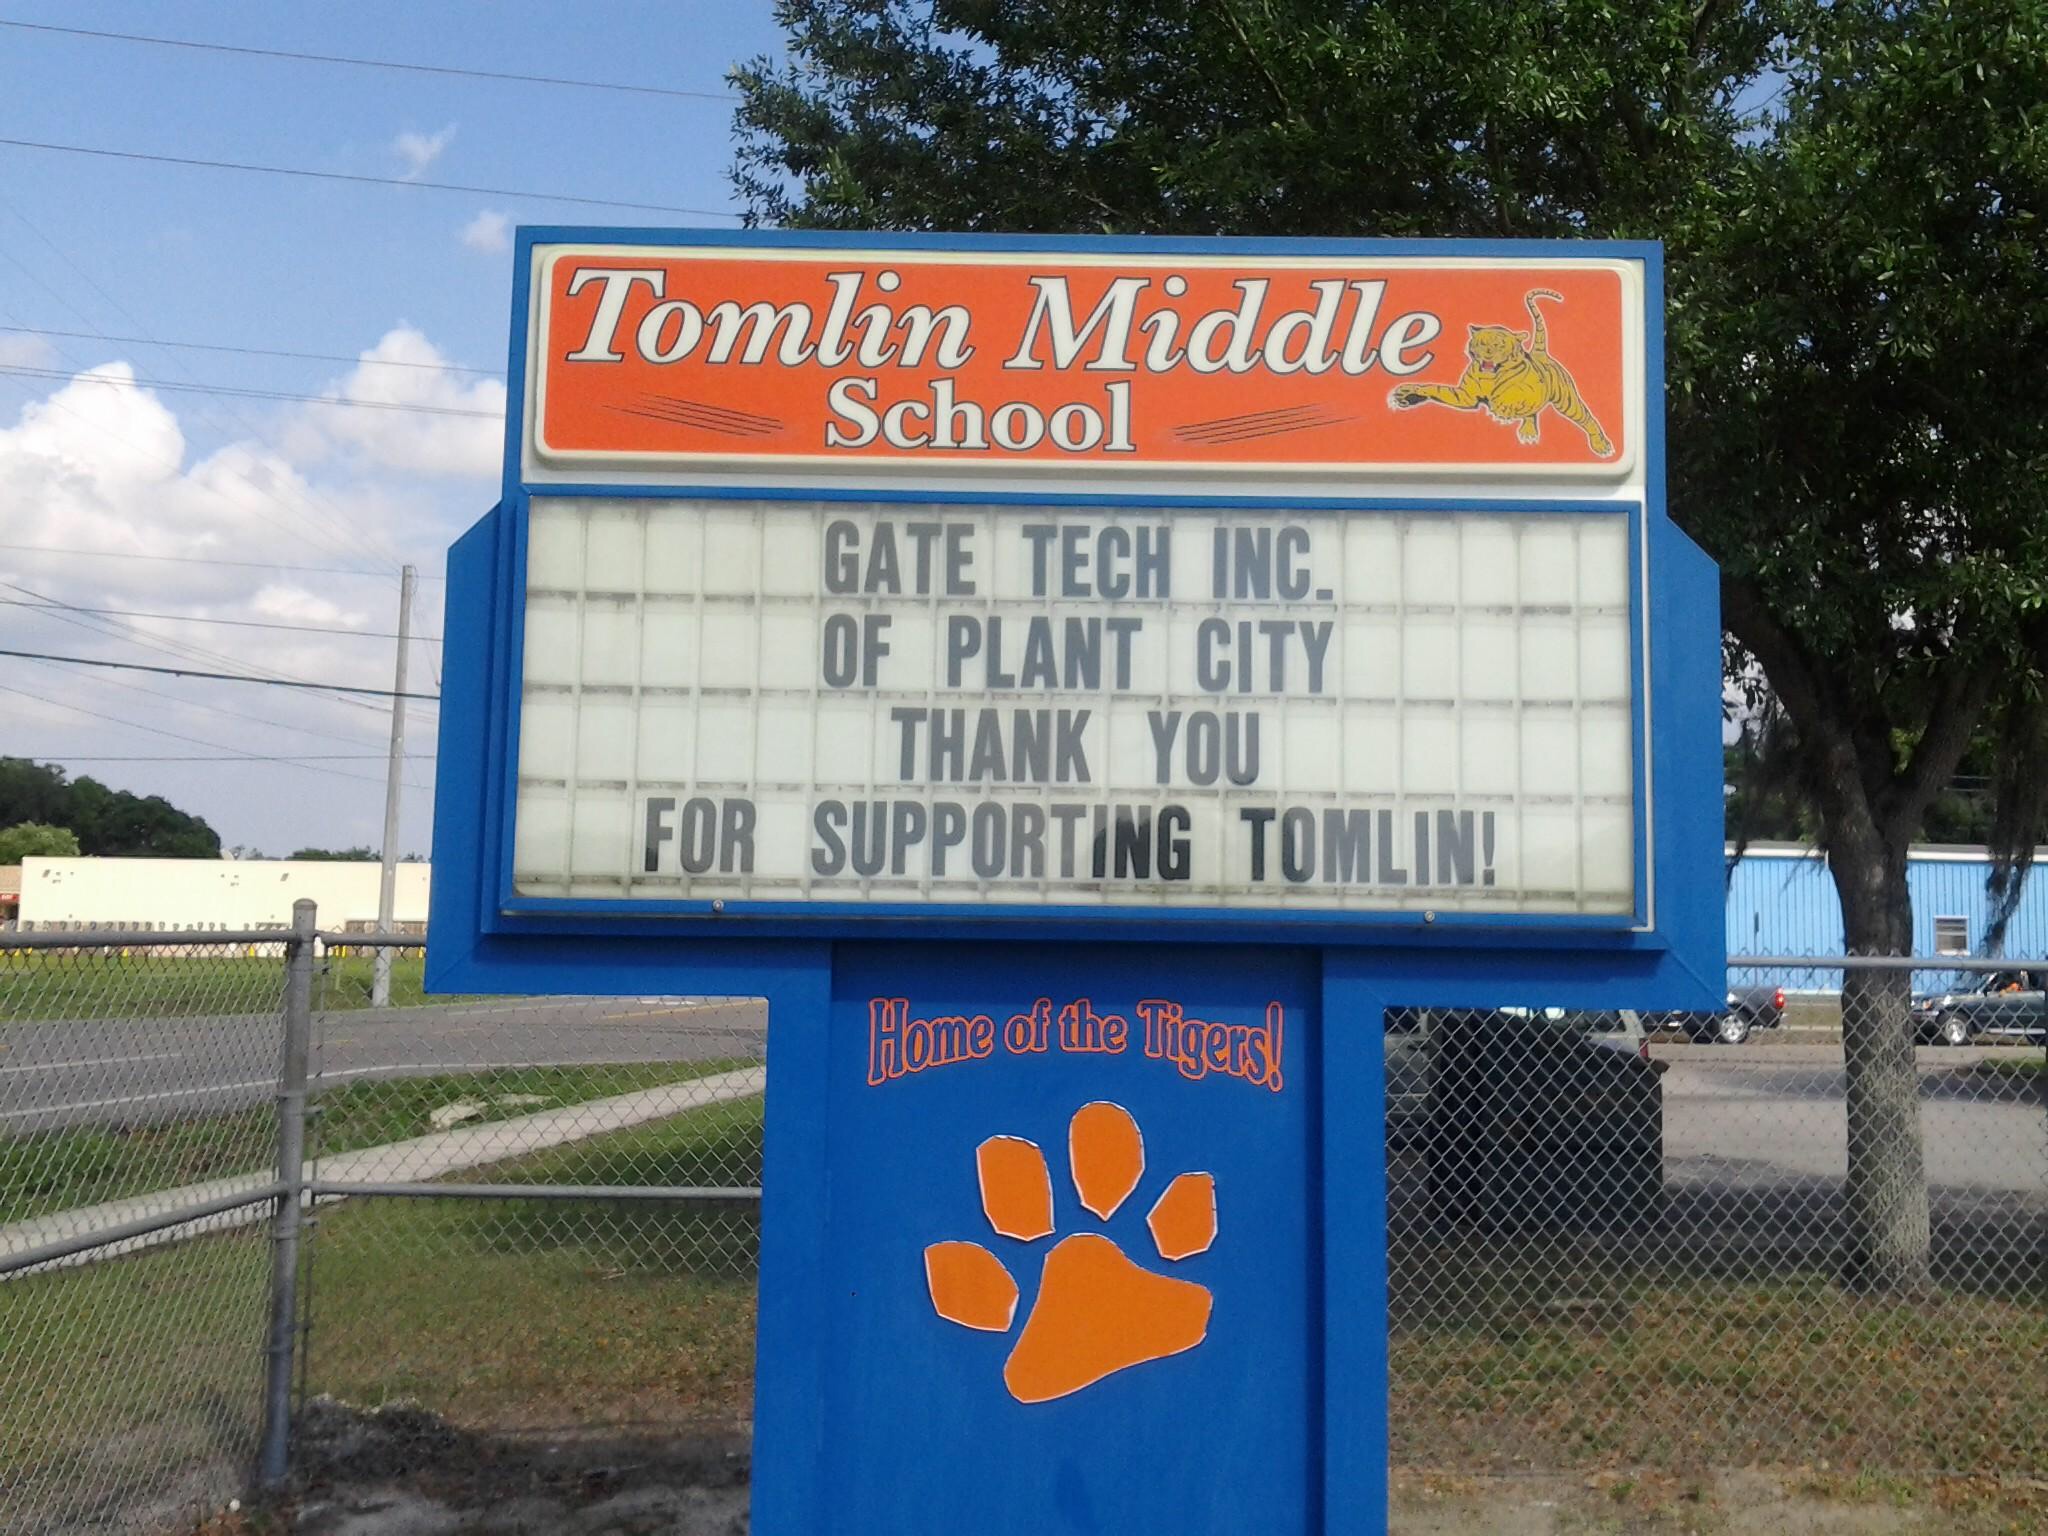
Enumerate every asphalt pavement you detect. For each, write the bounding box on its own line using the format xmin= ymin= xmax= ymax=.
xmin=1657 ymin=1040 xmax=2047 ymax=1196
xmin=0 ymin=997 xmax=768 ymax=1134
xmin=3 ymin=1007 xmax=2040 ymax=1210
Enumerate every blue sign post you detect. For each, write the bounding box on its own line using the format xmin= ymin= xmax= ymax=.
xmin=429 ymin=231 xmax=1723 ymax=1534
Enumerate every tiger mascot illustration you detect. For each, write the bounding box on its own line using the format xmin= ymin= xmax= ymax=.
xmin=1388 ymin=288 xmax=1614 ymax=457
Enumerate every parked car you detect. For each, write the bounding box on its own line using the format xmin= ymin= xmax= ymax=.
xmin=1417 ymin=1006 xmax=1664 ymax=1232
xmin=1911 ymin=970 xmax=2048 ymax=1046
xmin=1383 ymin=1006 xmax=1657 ymax=1146
xmin=1384 ymin=1007 xmax=1430 ymax=1149
xmin=1647 ymin=983 xmax=1785 ymax=1045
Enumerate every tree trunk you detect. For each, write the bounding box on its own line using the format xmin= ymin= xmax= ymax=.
xmin=1830 ymin=837 xmax=1933 ymax=1295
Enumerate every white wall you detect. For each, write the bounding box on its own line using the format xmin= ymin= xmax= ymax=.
xmin=17 ymin=858 xmax=431 ymax=932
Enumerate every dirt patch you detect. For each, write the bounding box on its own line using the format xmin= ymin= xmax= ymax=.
xmin=1390 ymin=1467 xmax=2048 ymax=1534
xmin=257 ymin=1402 xmax=2047 ymax=1535
xmin=280 ymin=1399 xmax=748 ymax=1536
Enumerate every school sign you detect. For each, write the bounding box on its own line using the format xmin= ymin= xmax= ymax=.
xmin=429 ymin=231 xmax=1723 ymax=1535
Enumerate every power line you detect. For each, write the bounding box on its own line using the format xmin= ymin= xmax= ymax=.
xmin=18 ymin=752 xmax=435 ymax=763
xmin=0 ymin=647 xmax=440 ymax=700
xmin=0 ymin=193 xmax=415 ymax=579
xmin=0 ymin=311 xmax=409 ymax=584
xmin=0 ymin=136 xmax=743 ymax=218
xmin=0 ymin=363 xmax=501 ymax=418
xmin=2 ymin=579 xmax=413 ymax=717
xmin=16 ymin=651 xmax=404 ymax=753
xmin=0 ymin=324 xmax=501 ymax=377
xmin=0 ymin=300 xmax=397 ymax=578
xmin=0 ymin=596 xmax=445 ymax=643
xmin=5 ymin=569 xmax=447 ymax=703
xmin=0 ymin=227 xmax=398 ymax=578
xmin=0 ymin=680 xmax=397 ymax=787
xmin=0 ymin=18 xmax=737 ymax=102
xmin=0 ymin=541 xmax=441 ymax=580
xmin=6 ymin=576 xmax=361 ymax=697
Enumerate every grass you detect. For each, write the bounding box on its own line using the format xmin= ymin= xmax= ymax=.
xmin=0 ymin=1062 xmax=740 ymax=1225
xmin=0 ymin=1092 xmax=763 ymax=1510
xmin=314 ymin=955 xmax=497 ymax=1012
xmin=306 ymin=1098 xmax=764 ymax=1429
xmin=1386 ymin=1264 xmax=2048 ymax=1480
xmin=8 ymin=1084 xmax=2043 ymax=1519
xmin=0 ymin=952 xmax=491 ymax=1023
xmin=310 ymin=1094 xmax=2044 ymax=1481
xmin=1976 ymin=1056 xmax=2044 ymax=1079
xmin=0 ymin=1223 xmax=275 ymax=1530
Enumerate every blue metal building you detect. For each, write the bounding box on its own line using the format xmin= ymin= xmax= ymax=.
xmin=1724 ymin=843 xmax=2048 ymax=968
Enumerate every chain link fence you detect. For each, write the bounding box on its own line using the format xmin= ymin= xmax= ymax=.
xmin=4 ymin=919 xmax=2045 ymax=1530
xmin=0 ymin=910 xmax=767 ymax=1533
xmin=0 ymin=934 xmax=291 ymax=1536
xmin=295 ymin=944 xmax=766 ymax=1438
xmin=1386 ymin=959 xmax=2048 ymax=1486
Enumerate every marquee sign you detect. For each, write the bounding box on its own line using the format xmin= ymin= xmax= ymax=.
xmin=429 ymin=230 xmax=1724 ymax=1536
xmin=513 ymin=496 xmax=1638 ymax=919
xmin=497 ymin=238 xmax=1664 ymax=935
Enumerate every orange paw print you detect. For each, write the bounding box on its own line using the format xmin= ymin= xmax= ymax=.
xmin=924 ymin=1101 xmax=1216 ymax=1403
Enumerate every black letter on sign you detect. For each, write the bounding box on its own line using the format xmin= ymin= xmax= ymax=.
xmin=1239 ymin=806 xmax=1277 ymax=882
xmin=643 ymin=797 xmax=676 ymax=873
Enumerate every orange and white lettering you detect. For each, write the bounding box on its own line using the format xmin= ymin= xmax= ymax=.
xmin=529 ymin=246 xmax=1633 ymax=473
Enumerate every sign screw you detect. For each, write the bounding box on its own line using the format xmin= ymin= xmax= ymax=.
xmin=712 ymin=899 xmax=726 ymax=914
xmin=1423 ymin=910 xmax=1436 ymax=924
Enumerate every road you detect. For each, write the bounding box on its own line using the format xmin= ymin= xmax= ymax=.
xmin=1656 ymin=1040 xmax=2047 ymax=1197
xmin=3 ymin=1008 xmax=2041 ymax=1207
xmin=0 ymin=997 xmax=768 ymax=1134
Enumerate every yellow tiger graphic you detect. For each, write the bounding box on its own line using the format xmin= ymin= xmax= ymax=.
xmin=1388 ymin=288 xmax=1614 ymax=456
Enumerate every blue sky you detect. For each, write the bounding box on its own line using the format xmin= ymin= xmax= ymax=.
xmin=0 ymin=2 xmax=786 ymax=856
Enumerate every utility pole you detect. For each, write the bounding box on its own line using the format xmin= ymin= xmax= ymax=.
xmin=372 ymin=564 xmax=415 ymax=1009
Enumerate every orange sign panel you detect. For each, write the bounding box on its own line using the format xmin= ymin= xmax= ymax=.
xmin=529 ymin=247 xmax=1633 ymax=474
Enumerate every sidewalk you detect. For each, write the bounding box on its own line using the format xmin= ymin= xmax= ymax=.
xmin=0 ymin=1066 xmax=766 ymax=1272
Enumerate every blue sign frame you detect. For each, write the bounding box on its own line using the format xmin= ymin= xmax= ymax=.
xmin=433 ymin=228 xmax=1719 ymax=978
xmin=427 ymin=229 xmax=1726 ymax=1536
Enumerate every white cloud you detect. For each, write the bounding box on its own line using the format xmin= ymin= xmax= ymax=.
xmin=283 ymin=327 xmax=506 ymax=480
xmin=392 ymin=124 xmax=457 ymax=179
xmin=0 ymin=368 xmax=419 ymax=601
xmin=0 ymin=331 xmax=57 ymax=368
xmin=3 ymin=363 xmax=189 ymax=492
xmin=0 ymin=359 xmax=458 ymax=853
xmin=461 ymin=210 xmax=512 ymax=254
xmin=249 ymin=585 xmax=372 ymax=629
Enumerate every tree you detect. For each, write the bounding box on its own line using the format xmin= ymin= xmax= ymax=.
xmin=0 ymin=822 xmax=81 ymax=862
xmin=1675 ymin=3 xmax=2048 ymax=1291
xmin=0 ymin=757 xmax=71 ymax=828
xmin=0 ymin=759 xmax=221 ymax=859
xmin=289 ymin=847 xmax=381 ymax=862
xmin=1723 ymin=741 xmax=1815 ymax=847
xmin=735 ymin=0 xmax=2048 ymax=1292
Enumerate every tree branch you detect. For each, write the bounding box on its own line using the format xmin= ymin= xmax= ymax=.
xmin=1884 ymin=638 xmax=2007 ymax=844
xmin=1721 ymin=576 xmax=1831 ymax=741
xmin=1723 ymin=574 xmax=1891 ymax=866
xmin=1210 ymin=0 xmax=1295 ymax=124
xmin=1689 ymin=0 xmax=1733 ymax=62
xmin=1610 ymin=86 xmax=1655 ymax=161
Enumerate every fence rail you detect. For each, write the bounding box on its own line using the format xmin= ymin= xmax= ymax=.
xmin=0 ymin=907 xmax=767 ymax=1534
xmin=2 ymin=919 xmax=2043 ymax=1531
xmin=1731 ymin=951 xmax=2037 ymax=969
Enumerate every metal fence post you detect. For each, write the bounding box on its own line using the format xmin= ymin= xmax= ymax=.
xmin=258 ymin=898 xmax=316 ymax=1492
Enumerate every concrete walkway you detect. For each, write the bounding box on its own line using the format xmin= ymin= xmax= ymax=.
xmin=1 ymin=1067 xmax=765 ymax=1273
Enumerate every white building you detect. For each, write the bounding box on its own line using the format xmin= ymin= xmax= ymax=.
xmin=16 ymin=857 xmax=431 ymax=934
